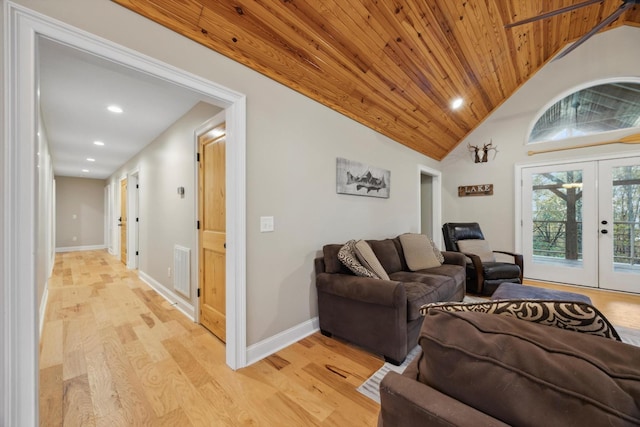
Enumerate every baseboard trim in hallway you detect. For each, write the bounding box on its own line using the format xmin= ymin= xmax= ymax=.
xmin=55 ymin=244 xmax=107 ymax=253
xmin=138 ymin=270 xmax=195 ymax=321
xmin=246 ymin=316 xmax=320 ymax=366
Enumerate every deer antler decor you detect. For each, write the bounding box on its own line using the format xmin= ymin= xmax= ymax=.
xmin=468 ymin=140 xmax=498 ymax=163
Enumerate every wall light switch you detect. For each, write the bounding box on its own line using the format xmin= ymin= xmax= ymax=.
xmin=260 ymin=216 xmax=274 ymax=233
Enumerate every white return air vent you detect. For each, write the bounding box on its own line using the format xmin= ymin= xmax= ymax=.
xmin=173 ymin=245 xmax=190 ymax=298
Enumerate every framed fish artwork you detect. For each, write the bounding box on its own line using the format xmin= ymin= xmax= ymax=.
xmin=336 ymin=157 xmax=390 ymax=199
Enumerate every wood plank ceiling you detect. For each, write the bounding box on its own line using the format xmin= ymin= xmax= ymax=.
xmin=111 ymin=0 xmax=640 ymax=160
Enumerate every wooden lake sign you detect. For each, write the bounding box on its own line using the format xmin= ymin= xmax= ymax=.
xmin=458 ymin=184 xmax=493 ymax=197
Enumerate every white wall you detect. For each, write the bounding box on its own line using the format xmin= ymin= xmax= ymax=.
xmin=441 ymin=26 xmax=640 ymax=251
xmin=246 ymin=99 xmax=438 ymax=343
xmin=55 ymin=177 xmax=106 ymax=249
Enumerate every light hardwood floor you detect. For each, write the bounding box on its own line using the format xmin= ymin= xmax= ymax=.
xmin=40 ymin=250 xmax=640 ymax=426
xmin=524 ymin=279 xmax=640 ymax=329
xmin=40 ymin=250 xmax=382 ymax=426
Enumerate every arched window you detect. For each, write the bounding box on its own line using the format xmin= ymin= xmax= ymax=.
xmin=529 ymin=81 xmax=640 ymax=144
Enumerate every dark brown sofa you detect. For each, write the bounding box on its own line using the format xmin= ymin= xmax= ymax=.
xmin=379 ymin=309 xmax=640 ymax=426
xmin=315 ymin=236 xmax=466 ymax=365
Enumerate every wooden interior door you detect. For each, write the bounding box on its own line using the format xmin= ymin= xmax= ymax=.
xmin=198 ymin=124 xmax=226 ymax=342
xmin=120 ymin=178 xmax=127 ymax=265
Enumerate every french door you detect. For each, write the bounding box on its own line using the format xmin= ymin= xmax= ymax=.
xmin=522 ymin=156 xmax=640 ymax=293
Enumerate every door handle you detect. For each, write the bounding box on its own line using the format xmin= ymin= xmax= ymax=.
xmin=601 ymin=220 xmax=608 ymax=225
xmin=601 ymin=229 xmax=608 ymax=234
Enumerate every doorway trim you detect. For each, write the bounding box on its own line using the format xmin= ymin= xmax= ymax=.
xmin=127 ymin=170 xmax=139 ymax=269
xmin=193 ymin=110 xmax=227 ymax=328
xmin=2 ymin=3 xmax=247 ymax=425
xmin=119 ymin=175 xmax=128 ymax=265
xmin=417 ymin=165 xmax=443 ymax=247
xmin=104 ymin=183 xmax=111 ymax=254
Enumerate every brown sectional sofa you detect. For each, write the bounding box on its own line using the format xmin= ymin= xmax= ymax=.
xmin=379 ymin=308 xmax=640 ymax=426
xmin=315 ymin=236 xmax=466 ymax=365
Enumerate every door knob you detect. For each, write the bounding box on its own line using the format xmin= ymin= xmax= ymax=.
xmin=601 ymin=229 xmax=608 ymax=234
xmin=601 ymin=220 xmax=608 ymax=225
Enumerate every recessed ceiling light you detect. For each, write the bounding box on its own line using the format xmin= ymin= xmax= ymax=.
xmin=107 ymin=105 xmax=123 ymax=113
xmin=87 ymin=158 xmax=96 ymax=162
xmin=93 ymin=141 xmax=104 ymax=146
xmin=451 ymin=98 xmax=464 ymax=110
xmin=82 ymin=169 xmax=89 ymax=173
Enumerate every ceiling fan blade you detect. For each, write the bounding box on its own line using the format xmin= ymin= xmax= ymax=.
xmin=553 ymin=2 xmax=632 ymax=60
xmin=505 ymin=0 xmax=604 ymax=28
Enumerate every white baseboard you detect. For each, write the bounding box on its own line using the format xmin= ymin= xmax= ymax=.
xmin=55 ymin=244 xmax=106 ymax=253
xmin=50 ymin=252 xmax=55 ymax=277
xmin=137 ymin=270 xmax=319 ymax=367
xmin=138 ymin=270 xmax=195 ymax=320
xmin=39 ymin=283 xmax=49 ymax=337
xmin=246 ymin=317 xmax=320 ymax=366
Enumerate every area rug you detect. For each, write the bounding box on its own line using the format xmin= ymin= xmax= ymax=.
xmin=617 ymin=325 xmax=640 ymax=347
xmin=356 ymin=345 xmax=421 ymax=403
xmin=357 ymin=306 xmax=640 ymax=403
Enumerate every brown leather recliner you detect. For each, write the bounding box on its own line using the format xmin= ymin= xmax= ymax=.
xmin=442 ymin=222 xmax=523 ymax=295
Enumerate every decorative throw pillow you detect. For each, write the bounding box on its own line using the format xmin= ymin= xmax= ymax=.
xmin=354 ymin=240 xmax=390 ymax=280
xmin=419 ymin=299 xmax=621 ymax=341
xmin=457 ymin=239 xmax=496 ymax=262
xmin=337 ymin=240 xmax=379 ymax=278
xmin=429 ymin=238 xmax=445 ymax=264
xmin=398 ymin=233 xmax=442 ymax=271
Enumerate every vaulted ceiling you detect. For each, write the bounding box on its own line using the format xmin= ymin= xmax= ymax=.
xmin=112 ymin=0 xmax=640 ymax=160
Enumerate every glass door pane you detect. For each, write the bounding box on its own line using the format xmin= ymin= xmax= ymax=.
xmin=522 ymin=162 xmax=597 ymax=286
xmin=598 ymin=157 xmax=640 ymax=293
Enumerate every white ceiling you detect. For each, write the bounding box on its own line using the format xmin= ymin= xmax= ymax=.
xmin=38 ymin=37 xmax=208 ymax=180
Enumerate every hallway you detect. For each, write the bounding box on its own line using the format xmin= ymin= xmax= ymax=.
xmin=39 ymin=250 xmax=381 ymax=426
